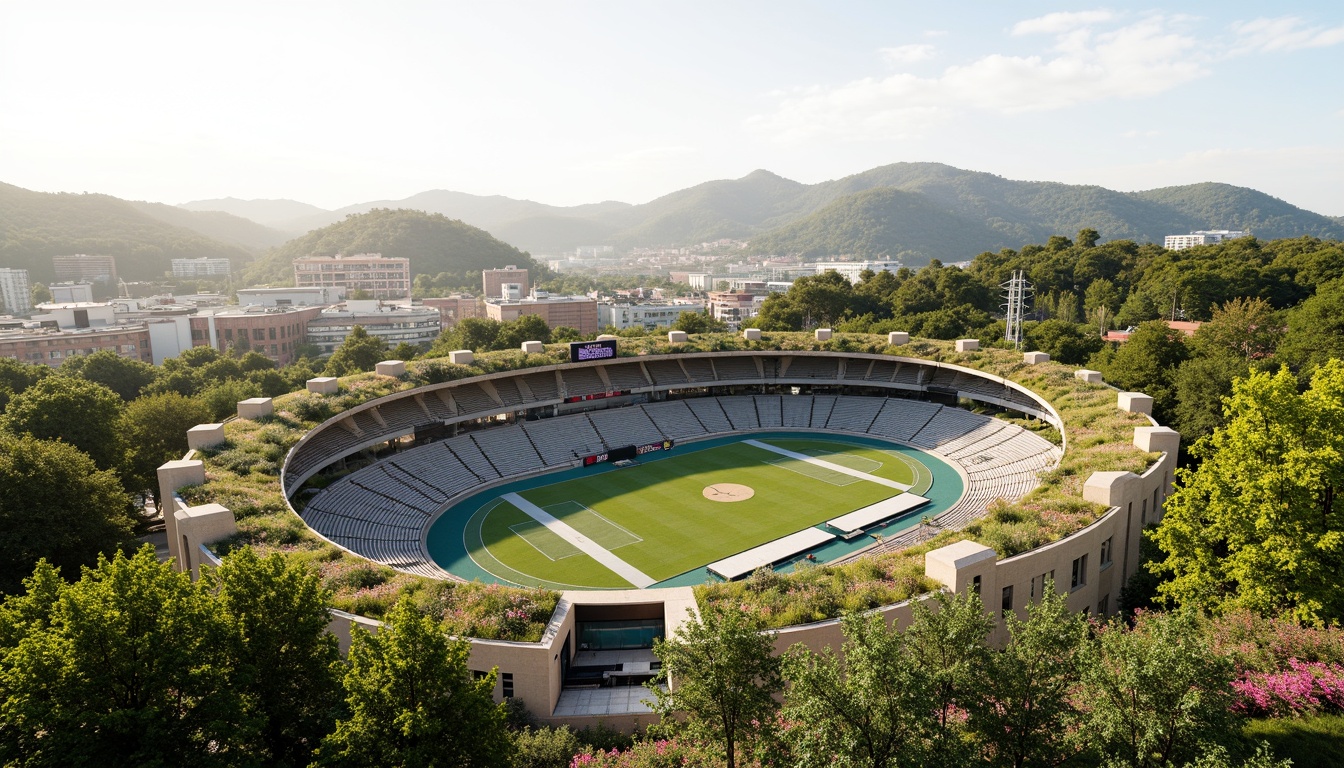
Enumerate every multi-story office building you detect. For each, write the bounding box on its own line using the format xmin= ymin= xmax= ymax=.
xmin=421 ymin=293 xmax=482 ymax=327
xmin=237 ymin=286 xmax=344 ymax=307
xmin=483 ymin=266 xmax=530 ymax=299
xmin=171 ymin=257 xmax=232 ymax=278
xmin=189 ymin=305 xmax=325 ymax=365
xmin=0 ymin=302 xmax=152 ymax=367
xmin=1163 ymin=230 xmax=1248 ymax=251
xmin=813 ymin=260 xmax=904 ymax=283
xmin=53 ymin=254 xmax=117 ymax=285
xmin=293 ymin=253 xmax=411 ymax=300
xmin=598 ymin=301 xmax=706 ymax=332
xmin=485 ymin=291 xmax=599 ymax=335
xmin=305 ymin=300 xmax=442 ymax=355
xmin=706 ymin=291 xmax=763 ymax=328
xmin=0 ymin=268 xmax=32 ymax=316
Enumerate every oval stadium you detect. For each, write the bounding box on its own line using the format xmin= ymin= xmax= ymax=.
xmin=164 ymin=332 xmax=1177 ymax=727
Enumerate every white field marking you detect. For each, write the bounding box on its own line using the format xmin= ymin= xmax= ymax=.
xmin=542 ymin=501 xmax=643 ymax=547
xmin=502 ymin=493 xmax=656 ymax=588
xmin=507 ymin=520 xmax=580 ymax=561
xmin=745 ymin=439 xmax=912 ymax=492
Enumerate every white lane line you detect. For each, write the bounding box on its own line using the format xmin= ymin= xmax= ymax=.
xmin=744 ymin=439 xmax=912 ymax=492
xmin=502 ymin=493 xmax=656 ymax=588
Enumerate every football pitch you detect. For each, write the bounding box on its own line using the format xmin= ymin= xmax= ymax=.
xmin=432 ymin=435 xmax=955 ymax=590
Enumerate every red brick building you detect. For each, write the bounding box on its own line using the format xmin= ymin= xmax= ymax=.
xmin=189 ymin=305 xmax=324 ymax=365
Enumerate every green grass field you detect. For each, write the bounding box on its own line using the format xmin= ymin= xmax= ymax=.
xmin=462 ymin=437 xmax=933 ymax=590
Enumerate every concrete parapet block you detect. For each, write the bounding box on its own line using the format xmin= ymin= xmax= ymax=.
xmin=306 ymin=377 xmax=339 ymax=394
xmin=815 ymin=328 xmax=832 ymax=341
xmin=174 ymin=503 xmax=237 ymax=579
xmin=1024 ymin=351 xmax=1050 ymax=364
xmin=888 ymin=331 xmax=909 ymax=346
xmin=375 ymin=360 xmax=406 ymax=377
xmin=520 ymin=340 xmax=545 ymax=354
xmin=955 ymin=338 xmax=979 ymax=352
xmin=237 ymin=397 xmax=273 ymax=420
xmin=667 ymin=330 xmax=688 ymax=343
xmin=449 ymin=349 xmax=474 ymax=365
xmin=925 ymin=539 xmax=997 ymax=593
xmin=596 ymin=334 xmax=619 ymax=342
xmin=1134 ymin=426 xmax=1180 ymax=455
xmin=1118 ymin=391 xmax=1154 ymax=415
xmin=157 ymin=458 xmax=207 ymax=571
xmin=186 ymin=423 xmax=225 ymax=451
xmin=1075 ymin=369 xmax=1103 ymax=384
xmin=1084 ymin=470 xmax=1140 ymax=507
xmin=742 ymin=328 xmax=762 ymax=341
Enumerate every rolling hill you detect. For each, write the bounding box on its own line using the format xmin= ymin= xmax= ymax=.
xmin=0 ymin=182 xmax=258 ymax=282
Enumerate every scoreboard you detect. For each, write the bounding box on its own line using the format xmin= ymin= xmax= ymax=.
xmin=569 ymin=339 xmax=617 ymax=363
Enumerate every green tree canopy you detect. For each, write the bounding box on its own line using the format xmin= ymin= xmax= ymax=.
xmin=1024 ymin=319 xmax=1105 ymax=365
xmin=672 ymin=310 xmax=728 ymax=335
xmin=58 ymin=350 xmax=158 ymax=401
xmin=1153 ymin=363 xmax=1344 ymax=624
xmin=120 ymin=391 xmax=213 ymax=500
xmin=0 ymin=435 xmax=134 ymax=594
xmin=0 ymin=375 xmax=125 ymax=471
xmin=1094 ymin=320 xmax=1190 ymax=422
xmin=316 ymin=597 xmax=511 ymax=767
xmin=324 ymin=326 xmax=387 ymax=377
xmin=648 ymin=604 xmax=783 ymax=768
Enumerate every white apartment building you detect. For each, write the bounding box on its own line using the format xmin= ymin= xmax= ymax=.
xmin=1164 ymin=230 xmax=1248 ymax=251
xmin=0 ymin=268 xmax=32 ymax=316
xmin=293 ymin=253 xmax=411 ymax=300
xmin=171 ymin=257 xmax=232 ymax=278
xmin=813 ymin=260 xmax=904 ymax=284
xmin=598 ymin=301 xmax=706 ymax=331
xmin=306 ymin=300 xmax=441 ymax=355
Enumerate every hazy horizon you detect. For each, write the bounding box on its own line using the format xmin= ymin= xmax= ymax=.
xmin=3 ymin=1 xmax=1342 ymax=215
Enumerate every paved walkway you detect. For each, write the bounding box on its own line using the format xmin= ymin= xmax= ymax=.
xmin=745 ymin=439 xmax=912 ymax=491
xmin=502 ymin=493 xmax=657 ymax=588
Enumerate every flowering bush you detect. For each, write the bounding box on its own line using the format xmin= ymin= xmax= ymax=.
xmin=1232 ymin=659 xmax=1344 ymax=717
xmin=421 ymin=581 xmax=560 ymax=642
xmin=1204 ymin=610 xmax=1344 ymax=673
xmin=570 ymin=739 xmax=717 ymax=767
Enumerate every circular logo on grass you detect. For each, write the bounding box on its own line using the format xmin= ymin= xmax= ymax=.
xmin=702 ymin=483 xmax=755 ymax=502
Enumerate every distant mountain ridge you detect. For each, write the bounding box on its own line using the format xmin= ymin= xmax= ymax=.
xmin=182 ymin=163 xmax=1342 ymax=263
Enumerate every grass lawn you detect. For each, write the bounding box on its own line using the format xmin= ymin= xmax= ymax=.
xmin=469 ymin=437 xmax=926 ymax=589
xmin=1244 ymin=714 xmax=1344 ymax=768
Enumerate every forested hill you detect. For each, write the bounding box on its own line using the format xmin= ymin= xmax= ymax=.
xmin=183 ymin=163 xmax=1341 ymax=260
xmin=239 ymin=208 xmax=540 ymax=288
xmin=0 ymin=182 xmax=263 ymax=282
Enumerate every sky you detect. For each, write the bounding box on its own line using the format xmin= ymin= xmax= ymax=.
xmin=2 ymin=1 xmax=1342 ymax=214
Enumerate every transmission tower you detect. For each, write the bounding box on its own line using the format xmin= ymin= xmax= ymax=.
xmin=1002 ymin=270 xmax=1032 ymax=349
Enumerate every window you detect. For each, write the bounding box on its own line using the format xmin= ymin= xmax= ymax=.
xmin=268 ymin=327 xmax=276 ymax=340
xmin=1001 ymin=585 xmax=1013 ymax=614
xmin=1141 ymin=499 xmax=1148 ymax=525
xmin=971 ymin=575 xmax=981 ymax=595
xmin=501 ymin=672 xmax=514 ymax=699
xmin=253 ymin=328 xmax=265 ymax=341
xmin=1098 ymin=595 xmax=1110 ymax=616
xmin=1071 ymin=554 xmax=1088 ymax=589
xmin=224 ymin=328 xmax=233 ymax=340
xmin=1031 ymin=570 xmax=1055 ymax=599
xmin=1100 ymin=537 xmax=1113 ymax=568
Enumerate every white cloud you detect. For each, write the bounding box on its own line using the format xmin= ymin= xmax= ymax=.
xmin=747 ymin=14 xmax=1207 ymax=142
xmin=880 ymin=44 xmax=935 ymax=64
xmin=1231 ymin=16 xmax=1344 ymax=53
xmin=1012 ymin=10 xmax=1115 ymax=37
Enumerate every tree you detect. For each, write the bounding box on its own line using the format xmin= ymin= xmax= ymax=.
xmin=0 ymin=547 xmax=249 ymax=766
xmin=510 ymin=726 xmax=582 ymax=768
xmin=672 ymin=311 xmax=728 ymax=335
xmin=1188 ymin=297 xmax=1281 ymax=362
xmin=316 ymin=598 xmax=511 ymax=767
xmin=389 ymin=342 xmax=422 ymax=362
xmin=901 ymin=590 xmax=993 ymax=766
xmin=648 ymin=604 xmax=782 ymax=768
xmin=430 ymin=317 xmax=503 ymax=356
xmin=121 ymin=392 xmax=213 ymax=498
xmin=1171 ymin=355 xmax=1252 ymax=443
xmin=1152 ymin=363 xmax=1344 ymax=624
xmin=200 ymin=378 xmax=263 ymax=421
xmin=324 ymin=326 xmax=387 ymax=377
xmin=0 ymin=435 xmax=134 ymax=594
xmin=0 ymin=375 xmax=125 ymax=471
xmin=497 ymin=314 xmax=552 ymax=350
xmin=1095 ymin=321 xmax=1189 ymax=422
xmin=1078 ymin=610 xmax=1237 ymax=768
xmin=1024 ymin=319 xmax=1104 ymax=365
xmin=0 ymin=358 xmax=48 ymax=410
xmin=209 ymin=548 xmax=342 ymax=768
xmin=782 ymin=610 xmax=931 ymax=768
xmin=1278 ymin=278 xmax=1344 ymax=373
xmin=58 ymin=350 xmax=159 ymax=401
xmin=971 ymin=585 xmax=1087 ymax=768
xmin=29 ymin=282 xmax=52 ymax=305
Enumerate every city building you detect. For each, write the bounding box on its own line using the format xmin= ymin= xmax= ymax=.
xmin=293 ymin=253 xmax=411 ymax=300
xmin=50 ymin=282 xmax=95 ymax=303
xmin=171 ymin=257 xmax=232 ymax=278
xmin=813 ymin=260 xmax=904 ymax=283
xmin=598 ymin=300 xmax=706 ymax=332
xmin=305 ymin=300 xmax=441 ymax=355
xmin=482 ymin=266 xmax=530 ymax=299
xmin=421 ymin=293 xmax=482 ymax=327
xmin=0 ymin=268 xmax=31 ymax=316
xmin=1163 ymin=230 xmax=1249 ymax=251
xmin=706 ymin=291 xmax=763 ymax=328
xmin=0 ymin=301 xmax=153 ymax=367
xmin=52 ymin=254 xmax=117 ymax=285
xmin=237 ymin=286 xmax=344 ymax=307
xmin=485 ymin=291 xmax=599 ymax=335
xmin=189 ymin=305 xmax=325 ymax=365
